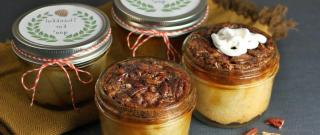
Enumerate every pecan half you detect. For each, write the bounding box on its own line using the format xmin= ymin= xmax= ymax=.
xmin=243 ymin=128 xmax=258 ymax=135
xmin=265 ymin=118 xmax=285 ymax=129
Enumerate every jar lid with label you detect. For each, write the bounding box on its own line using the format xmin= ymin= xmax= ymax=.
xmin=12 ymin=3 xmax=112 ymax=66
xmin=112 ymin=0 xmax=208 ymax=37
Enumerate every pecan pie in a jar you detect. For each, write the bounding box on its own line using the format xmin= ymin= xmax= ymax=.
xmin=95 ymin=58 xmax=196 ymax=135
xmin=182 ymin=23 xmax=280 ymax=127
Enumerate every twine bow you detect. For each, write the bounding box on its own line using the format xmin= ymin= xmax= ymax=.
xmin=20 ymin=59 xmax=93 ymax=110
xmin=127 ymin=30 xmax=180 ymax=61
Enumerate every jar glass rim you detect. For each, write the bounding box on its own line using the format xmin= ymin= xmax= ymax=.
xmin=181 ymin=24 xmax=280 ymax=85
xmin=95 ymin=57 xmax=196 ymax=123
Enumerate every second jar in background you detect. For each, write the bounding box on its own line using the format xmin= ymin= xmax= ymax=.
xmin=111 ymin=0 xmax=208 ymax=59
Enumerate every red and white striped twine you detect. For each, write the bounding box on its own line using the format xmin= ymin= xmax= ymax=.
xmin=112 ymin=6 xmax=209 ymax=61
xmin=12 ymin=29 xmax=112 ymax=110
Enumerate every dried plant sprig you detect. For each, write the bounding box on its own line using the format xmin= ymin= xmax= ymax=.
xmin=258 ymin=5 xmax=297 ymax=40
xmin=213 ymin=0 xmax=297 ymax=40
xmin=214 ymin=0 xmax=259 ymax=19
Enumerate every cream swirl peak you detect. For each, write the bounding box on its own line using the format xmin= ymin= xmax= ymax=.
xmin=211 ymin=27 xmax=267 ymax=57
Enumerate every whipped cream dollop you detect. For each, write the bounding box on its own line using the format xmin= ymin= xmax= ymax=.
xmin=211 ymin=27 xmax=267 ymax=57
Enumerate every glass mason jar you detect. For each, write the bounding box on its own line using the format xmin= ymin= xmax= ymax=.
xmin=111 ymin=0 xmax=208 ymax=60
xmin=11 ymin=4 xmax=112 ymax=109
xmin=181 ymin=23 xmax=280 ymax=127
xmin=95 ymin=58 xmax=196 ymax=135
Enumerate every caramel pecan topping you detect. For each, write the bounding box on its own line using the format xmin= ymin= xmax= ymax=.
xmin=186 ymin=23 xmax=275 ymax=72
xmin=103 ymin=59 xmax=191 ymax=108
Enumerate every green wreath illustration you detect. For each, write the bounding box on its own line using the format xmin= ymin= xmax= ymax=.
xmin=162 ymin=0 xmax=191 ymax=12
xmin=63 ymin=11 xmax=98 ymax=42
xmin=26 ymin=12 xmax=58 ymax=42
xmin=126 ymin=0 xmax=156 ymax=12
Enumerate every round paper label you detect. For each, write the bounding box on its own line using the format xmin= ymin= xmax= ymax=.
xmin=18 ymin=5 xmax=103 ymax=46
xmin=120 ymin=0 xmax=200 ymax=18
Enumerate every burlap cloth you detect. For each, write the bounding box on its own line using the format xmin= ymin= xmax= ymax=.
xmin=0 ymin=0 xmax=296 ymax=135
